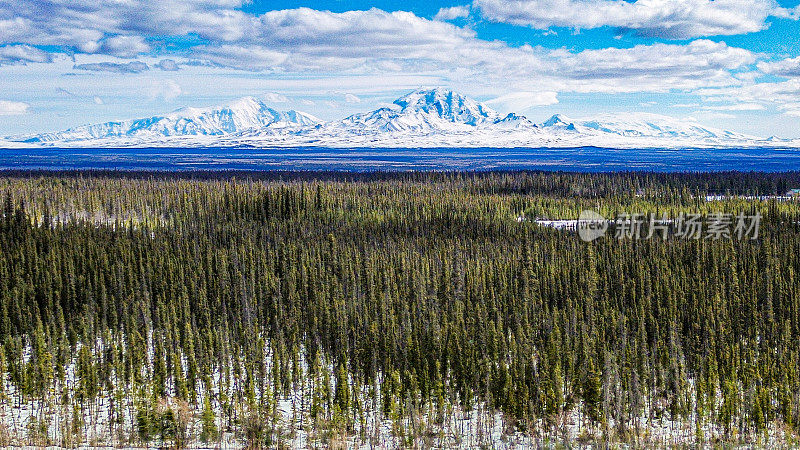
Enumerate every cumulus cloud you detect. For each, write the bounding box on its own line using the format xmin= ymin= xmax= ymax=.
xmin=758 ymin=56 xmax=800 ymax=77
xmin=700 ymin=79 xmax=800 ymax=104
xmin=0 ymin=3 xmax=472 ymax=65
xmin=100 ymin=35 xmax=150 ymax=58
xmin=148 ymin=79 xmax=182 ymax=101
xmin=263 ymin=92 xmax=289 ymax=103
xmin=0 ymin=100 xmax=30 ymax=115
xmin=773 ymin=5 xmax=800 ymax=19
xmin=0 ymin=3 xmax=781 ymax=115
xmin=485 ymin=91 xmax=559 ymax=110
xmin=155 ymin=59 xmax=180 ymax=71
xmin=473 ymin=0 xmax=791 ymax=39
xmin=344 ymin=93 xmax=361 ymax=103
xmin=183 ymin=10 xmax=754 ymax=93
xmin=0 ymin=5 xmax=485 ymax=71
xmin=193 ymin=45 xmax=287 ymax=71
xmin=778 ymin=102 xmax=800 ymax=114
xmin=0 ymin=2 xmax=762 ymax=89
xmin=74 ymin=61 xmax=150 ymax=73
xmin=698 ymin=79 xmax=800 ymax=120
xmin=225 ymin=8 xmax=489 ymax=71
xmin=0 ymin=44 xmax=53 ymax=65
xmin=187 ymin=12 xmax=753 ymax=93
xmin=0 ymin=0 xmax=240 ymax=54
xmin=542 ymin=40 xmax=755 ymax=93
xmin=434 ymin=6 xmax=471 ymax=21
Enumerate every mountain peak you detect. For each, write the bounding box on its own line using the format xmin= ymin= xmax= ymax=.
xmin=227 ymin=96 xmax=265 ymax=109
xmin=543 ymin=114 xmax=572 ymax=127
xmin=12 ymin=88 xmax=776 ymax=148
xmin=392 ymin=88 xmax=500 ymax=125
xmin=22 ymin=96 xmax=320 ymax=142
xmin=333 ymin=87 xmax=505 ymax=133
xmin=393 ymin=87 xmax=458 ymax=106
xmin=172 ymin=96 xmax=265 ymax=117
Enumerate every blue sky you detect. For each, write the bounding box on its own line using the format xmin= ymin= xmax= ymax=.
xmin=1 ymin=0 xmax=800 ymax=137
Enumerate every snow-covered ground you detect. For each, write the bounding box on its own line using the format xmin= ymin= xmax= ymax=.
xmin=1 ymin=332 xmax=795 ymax=448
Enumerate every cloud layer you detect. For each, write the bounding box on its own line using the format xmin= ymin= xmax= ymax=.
xmin=74 ymin=62 xmax=150 ymax=73
xmin=474 ymin=0 xmax=795 ymax=39
xmin=0 ymin=1 xmax=770 ymax=85
xmin=758 ymin=56 xmax=800 ymax=77
xmin=0 ymin=100 xmax=30 ymax=115
xmin=0 ymin=44 xmax=52 ymax=65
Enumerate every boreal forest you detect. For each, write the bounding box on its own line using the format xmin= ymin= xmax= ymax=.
xmin=0 ymin=171 xmax=799 ymax=447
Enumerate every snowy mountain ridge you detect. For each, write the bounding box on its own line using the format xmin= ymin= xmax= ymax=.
xmin=8 ymin=88 xmax=793 ymax=148
xmin=326 ymin=88 xmax=536 ymax=134
xmin=23 ymin=96 xmax=320 ymax=143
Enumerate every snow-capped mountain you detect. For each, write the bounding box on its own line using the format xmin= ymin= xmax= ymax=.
xmin=8 ymin=88 xmax=792 ymax=148
xmin=23 ymin=97 xmax=320 ymax=143
xmin=541 ymin=112 xmax=752 ymax=140
xmin=541 ymin=114 xmax=577 ymax=131
xmin=330 ymin=87 xmax=529 ymax=133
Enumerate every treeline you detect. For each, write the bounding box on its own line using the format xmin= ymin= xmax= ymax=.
xmin=0 ymin=171 xmax=798 ymax=447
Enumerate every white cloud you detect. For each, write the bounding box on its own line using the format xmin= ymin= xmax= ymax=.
xmin=0 ymin=44 xmax=53 ymax=65
xmin=699 ymin=79 xmax=800 ymax=104
xmin=0 ymin=3 xmax=761 ymax=91
xmin=758 ymin=56 xmax=800 ymax=77
xmin=542 ymin=40 xmax=755 ymax=93
xmin=100 ymin=35 xmax=150 ymax=58
xmin=263 ymin=92 xmax=289 ymax=103
xmin=0 ymin=100 xmax=30 ymax=115
xmin=689 ymin=111 xmax=737 ymax=120
xmin=702 ymin=103 xmax=765 ymax=111
xmin=300 ymin=99 xmax=315 ymax=106
xmin=485 ymin=91 xmax=558 ymax=110
xmin=0 ymin=5 xmax=494 ymax=72
xmin=193 ymin=45 xmax=287 ymax=71
xmin=344 ymin=93 xmax=361 ymax=103
xmin=773 ymin=5 xmax=800 ymax=19
xmin=74 ymin=61 xmax=150 ymax=73
xmin=93 ymin=96 xmax=103 ymax=105
xmin=148 ymin=79 xmax=182 ymax=101
xmin=0 ymin=0 xmax=246 ymax=54
xmin=473 ymin=0 xmax=791 ymax=39
xmin=434 ymin=6 xmax=470 ymax=21
xmin=697 ymin=78 xmax=800 ymax=122
xmin=778 ymin=102 xmax=800 ymax=117
xmin=1 ymin=3 xmax=478 ymax=67
xmin=155 ymin=59 xmax=180 ymax=71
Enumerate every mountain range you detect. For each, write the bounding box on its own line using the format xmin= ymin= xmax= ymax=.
xmin=6 ymin=88 xmax=796 ymax=149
